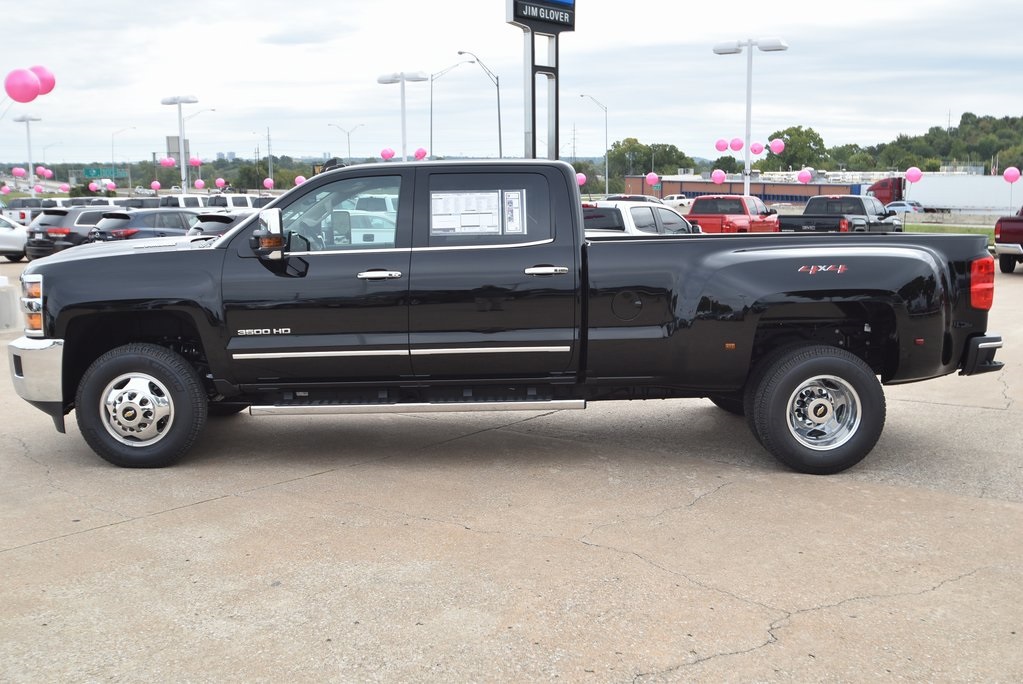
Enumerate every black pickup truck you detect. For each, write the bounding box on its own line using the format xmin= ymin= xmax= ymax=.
xmin=7 ymin=160 xmax=1003 ymax=474
xmin=778 ymin=194 xmax=902 ymax=233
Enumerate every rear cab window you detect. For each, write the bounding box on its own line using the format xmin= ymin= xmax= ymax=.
xmin=415 ymin=170 xmax=552 ymax=249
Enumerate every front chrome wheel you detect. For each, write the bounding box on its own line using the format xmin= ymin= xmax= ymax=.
xmin=100 ymin=373 xmax=175 ymax=447
xmin=76 ymin=343 xmax=207 ymax=468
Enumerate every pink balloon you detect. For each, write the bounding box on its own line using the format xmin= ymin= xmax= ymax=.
xmin=414 ymin=147 xmax=427 ymax=160
xmin=43 ymin=168 xmax=54 ymax=179
xmin=4 ymin=68 xmax=40 ymax=103
xmin=645 ymin=171 xmax=659 ymax=186
xmin=711 ymin=169 xmax=726 ymax=184
xmin=12 ymin=167 xmax=26 ymax=178
xmin=294 ymin=175 xmax=306 ymax=186
xmin=215 ymin=177 xmax=225 ymax=188
xmin=797 ymin=169 xmax=812 ymax=184
xmin=576 ymin=172 xmax=587 ymax=186
xmin=35 ymin=165 xmax=45 ymax=175
xmin=0 ymin=186 xmax=9 ymax=195
xmin=715 ymin=139 xmax=728 ymax=152
xmin=28 ymin=65 xmax=55 ymax=95
xmin=151 ymin=181 xmax=161 ymax=191
xmin=189 ymin=157 xmax=201 ymax=167
xmin=905 ymin=166 xmax=922 ymax=183
xmin=59 ymin=183 xmax=70 ymax=192
xmin=729 ymin=137 xmax=743 ymax=152
xmin=88 ymin=182 xmax=98 ymax=192
xmin=1003 ymin=167 xmax=1021 ymax=184
xmin=380 ymin=148 xmax=395 ymax=161
xmin=263 ymin=178 xmax=274 ymax=189
xmin=33 ymin=184 xmax=43 ymax=194
xmin=769 ymin=139 xmax=785 ymax=154
xmin=194 ymin=179 xmax=205 ymax=189
xmin=750 ymin=142 xmax=765 ymax=155
xmin=106 ymin=182 xmax=116 ymax=190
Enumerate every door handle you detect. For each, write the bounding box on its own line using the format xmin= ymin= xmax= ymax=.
xmin=524 ymin=266 xmax=569 ymax=276
xmin=357 ymin=270 xmax=403 ymax=280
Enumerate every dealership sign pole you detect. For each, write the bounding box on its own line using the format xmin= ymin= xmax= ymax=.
xmin=506 ymin=0 xmax=575 ymax=160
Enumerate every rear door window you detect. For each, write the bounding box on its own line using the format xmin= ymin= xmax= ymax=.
xmin=629 ymin=206 xmax=658 ymax=234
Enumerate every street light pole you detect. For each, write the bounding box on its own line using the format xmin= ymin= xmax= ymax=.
xmin=430 ymin=59 xmax=473 ymax=159
xmin=327 ymin=123 xmax=363 ymax=164
xmin=181 ymin=108 xmax=215 ymax=189
xmin=13 ymin=114 xmax=41 ymax=197
xmin=160 ymin=95 xmax=198 ymax=191
xmin=111 ymin=126 xmax=135 ymax=190
xmin=712 ymin=37 xmax=788 ymax=197
xmin=458 ymin=50 xmax=503 ymax=158
xmin=579 ymin=94 xmax=608 ymax=195
xmin=377 ymin=71 xmax=429 ymax=161
xmin=42 ymin=141 xmax=62 ymax=166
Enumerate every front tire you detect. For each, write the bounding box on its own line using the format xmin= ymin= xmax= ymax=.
xmin=2 ymin=252 xmax=25 ymax=262
xmin=999 ymin=254 xmax=1016 ymax=274
xmin=747 ymin=345 xmax=885 ymax=474
xmin=75 ymin=343 xmax=207 ymax=467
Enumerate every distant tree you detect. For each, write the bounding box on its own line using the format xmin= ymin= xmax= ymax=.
xmin=759 ymin=125 xmax=827 ymax=171
xmin=710 ymin=156 xmax=741 ymax=173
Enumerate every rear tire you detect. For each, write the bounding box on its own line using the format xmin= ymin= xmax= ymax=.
xmin=75 ymin=343 xmax=207 ymax=468
xmin=747 ymin=345 xmax=885 ymax=474
xmin=2 ymin=252 xmax=25 ymax=262
xmin=999 ymin=254 xmax=1016 ymax=274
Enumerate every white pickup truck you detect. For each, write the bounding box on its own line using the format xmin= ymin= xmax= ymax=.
xmin=582 ymin=200 xmax=699 ymax=236
xmin=1 ymin=197 xmax=45 ymax=225
xmin=663 ymin=193 xmax=692 ymax=211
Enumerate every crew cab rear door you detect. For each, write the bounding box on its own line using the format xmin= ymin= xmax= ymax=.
xmin=220 ymin=168 xmax=414 ymax=384
xmin=406 ymin=166 xmax=580 ymax=379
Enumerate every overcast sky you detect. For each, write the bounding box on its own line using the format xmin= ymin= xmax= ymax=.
xmin=2 ymin=0 xmax=1020 ymax=168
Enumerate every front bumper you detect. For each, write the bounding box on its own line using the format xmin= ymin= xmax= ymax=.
xmin=7 ymin=336 xmax=66 ymax=431
xmin=960 ymin=334 xmax=1003 ymax=376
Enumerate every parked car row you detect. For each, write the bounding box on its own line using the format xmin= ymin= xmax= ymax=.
xmin=19 ymin=206 xmax=256 ymax=260
xmin=1 ymin=192 xmax=271 ymax=225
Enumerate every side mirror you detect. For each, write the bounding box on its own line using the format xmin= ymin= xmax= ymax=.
xmin=767 ymin=208 xmax=778 ymax=215
xmin=249 ymin=208 xmax=284 ymax=260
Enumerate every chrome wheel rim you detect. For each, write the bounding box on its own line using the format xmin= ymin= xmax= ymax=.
xmin=99 ymin=373 xmax=174 ymax=447
xmin=786 ymin=375 xmax=861 ymax=450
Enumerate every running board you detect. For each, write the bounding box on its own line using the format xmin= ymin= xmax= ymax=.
xmin=249 ymin=400 xmax=586 ymax=416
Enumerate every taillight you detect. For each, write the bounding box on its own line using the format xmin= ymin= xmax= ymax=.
xmin=46 ymin=228 xmax=71 ymax=236
xmin=838 ymin=218 xmax=849 ymax=232
xmin=111 ymin=228 xmax=140 ymax=238
xmin=994 ymin=220 xmax=1001 ymax=241
xmin=970 ymin=256 xmax=995 ymax=310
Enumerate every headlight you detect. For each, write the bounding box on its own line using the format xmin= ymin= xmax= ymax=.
xmin=21 ymin=274 xmax=44 ymax=337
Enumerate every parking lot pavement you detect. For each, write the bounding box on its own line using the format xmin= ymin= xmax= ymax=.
xmin=1 ymin=258 xmax=1021 ymax=681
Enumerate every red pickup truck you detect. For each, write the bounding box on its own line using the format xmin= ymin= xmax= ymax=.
xmin=994 ymin=206 xmax=1023 ymax=273
xmin=686 ymin=194 xmax=779 ymax=233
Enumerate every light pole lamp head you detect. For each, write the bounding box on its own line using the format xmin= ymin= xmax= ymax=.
xmin=161 ymin=95 xmax=199 ymax=105
xmin=712 ymin=41 xmax=743 ymax=55
xmin=756 ymin=37 xmax=788 ymax=52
